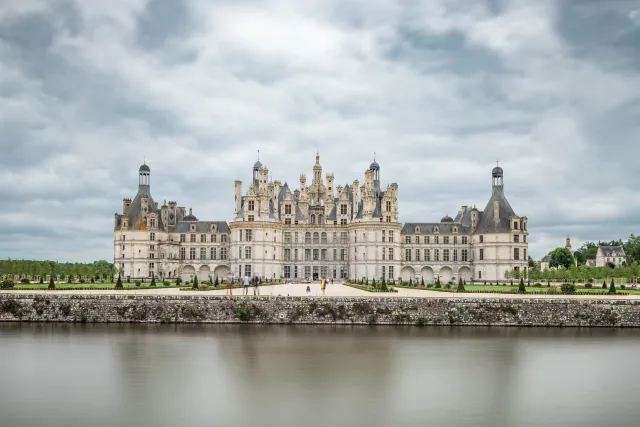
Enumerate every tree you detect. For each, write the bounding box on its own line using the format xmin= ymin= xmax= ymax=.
xmin=150 ymin=276 xmax=156 ymax=287
xmin=456 ymin=279 xmax=465 ymax=292
xmin=48 ymin=276 xmax=55 ymax=290
xmin=602 ymin=279 xmax=607 ymax=289
xmin=528 ymin=256 xmax=535 ymax=268
xmin=609 ymin=278 xmax=616 ymax=294
xmin=372 ymin=278 xmax=377 ymax=289
xmin=518 ymin=277 xmax=526 ymax=294
xmin=214 ymin=275 xmax=219 ymax=287
xmin=192 ymin=275 xmax=199 ymax=289
xmin=409 ymin=277 xmax=413 ymax=287
xmin=573 ymin=251 xmax=587 ymax=266
xmin=115 ymin=274 xmax=123 ymax=289
xmin=39 ymin=276 xmax=44 ymax=284
xmin=421 ymin=276 xmax=425 ymax=286
xmin=560 ymin=283 xmax=576 ymax=294
xmin=549 ymin=247 xmax=574 ymax=269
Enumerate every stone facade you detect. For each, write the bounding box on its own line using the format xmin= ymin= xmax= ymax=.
xmin=1 ymin=295 xmax=638 ymax=327
xmin=596 ymin=246 xmax=626 ymax=267
xmin=114 ymin=156 xmax=528 ymax=283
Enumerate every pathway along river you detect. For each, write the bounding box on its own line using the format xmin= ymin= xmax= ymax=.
xmin=1 ymin=324 xmax=639 ymax=427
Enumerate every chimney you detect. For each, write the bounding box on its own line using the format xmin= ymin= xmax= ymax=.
xmin=234 ymin=180 xmax=242 ymax=216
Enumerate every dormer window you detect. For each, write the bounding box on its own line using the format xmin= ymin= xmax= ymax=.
xmin=514 ymin=221 xmax=519 ymax=230
xmin=434 ymin=226 xmax=439 ymax=233
xmin=190 ymin=224 xmax=196 ymax=232
xmin=211 ymin=224 xmax=216 ymax=232
xmin=415 ymin=226 xmax=420 ymax=233
xmin=248 ymin=200 xmax=255 ymax=211
xmin=452 ymin=226 xmax=458 ymax=233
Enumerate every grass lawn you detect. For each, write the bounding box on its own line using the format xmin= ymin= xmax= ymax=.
xmin=11 ymin=282 xmax=184 ymax=290
xmin=395 ymin=283 xmax=640 ymax=295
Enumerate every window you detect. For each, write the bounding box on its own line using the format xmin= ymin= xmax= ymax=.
xmin=524 ymin=235 xmax=527 ymax=243
xmin=333 ymin=249 xmax=337 ymax=261
xmin=248 ymin=200 xmax=255 ymax=211
xmin=454 ymin=236 xmax=457 ymax=245
xmin=425 ymin=236 xmax=430 ymax=244
xmin=479 ymin=249 xmax=484 ymax=261
xmin=386 ymin=201 xmax=392 ymax=211
xmin=443 ymin=249 xmax=450 ymax=262
xmin=122 ymin=235 xmax=126 ymax=241
xmin=388 ymin=248 xmax=394 ymax=260
xmin=514 ymin=235 xmax=519 ymax=243
xmin=443 ymin=236 xmax=449 ymax=245
xmin=415 ymin=236 xmax=420 ymax=244
xmin=386 ymin=216 xmax=391 ymax=223
xmin=150 ymin=232 xmax=155 ymax=241
xmin=238 ymin=247 xmax=242 ymax=259
xmin=321 ymin=232 xmax=327 ymax=244
xmin=514 ymin=221 xmax=519 ymax=229
xmin=284 ymin=232 xmax=291 ymax=244
xmin=285 ymin=204 xmax=292 ymax=215
xmin=415 ymin=249 xmax=420 ymax=261
xmin=220 ymin=248 xmax=227 ymax=260
xmin=434 ymin=236 xmax=439 ymax=244
xmin=150 ymin=218 xmax=156 ymax=228
xmin=382 ymin=248 xmax=386 ymax=260
xmin=424 ymin=249 xmax=430 ymax=261
xmin=284 ymin=248 xmax=291 ymax=261
xmin=211 ymin=234 xmax=217 ymax=243
xmin=295 ymin=249 xmax=298 ymax=260
xmin=295 ymin=232 xmax=299 ymax=243
xmin=245 ymin=265 xmax=252 ymax=277
xmin=211 ymin=248 xmax=216 ymax=260
xmin=382 ymin=230 xmax=386 ymax=242
xmin=245 ymin=247 xmax=252 ymax=259
xmin=514 ymin=248 xmax=519 ymax=261
xmin=200 ymin=234 xmax=205 ymax=243
xmin=245 ymin=230 xmax=252 ymax=241
xmin=180 ymin=234 xmax=186 ymax=243
xmin=524 ymin=249 xmax=527 ymax=260
xmin=461 ymin=249 xmax=468 ymax=262
xmin=405 ymin=249 xmax=412 ymax=262
xmin=149 ymin=253 xmax=154 ymax=259
xmin=284 ymin=265 xmax=291 ymax=279
xmin=189 ymin=248 xmax=196 ymax=260
xmin=479 ymin=271 xmax=482 ymax=279
xmin=434 ymin=226 xmax=439 ymax=233
xmin=340 ymin=204 xmax=347 ymax=215
xmin=311 ymin=215 xmax=316 ymax=224
xmin=285 ymin=218 xmax=291 ymax=225
xmin=305 ymin=249 xmax=311 ymax=261
xmin=180 ymin=248 xmax=186 ymax=259
xmin=305 ymin=232 xmax=312 ymax=244
xmin=221 ymin=234 xmax=227 ymax=243
xmin=200 ymin=248 xmax=207 ymax=260
xmin=248 ymin=215 xmax=254 ymax=222
xmin=340 ymin=219 xmax=347 ymax=225
xmin=382 ymin=266 xmax=386 ymax=279
xmin=321 ymin=249 xmax=327 ymax=261
xmin=190 ymin=234 xmax=196 ymax=243
xmin=434 ymin=249 xmax=440 ymax=262
xmin=453 ymin=250 xmax=458 ymax=262
xmin=462 ymin=236 xmax=468 ymax=244
xmin=341 ymin=249 xmax=347 ymax=261
xmin=313 ymin=249 xmax=319 ymax=261
xmin=313 ymin=232 xmax=319 ymax=244
xmin=340 ymin=232 xmax=348 ymax=244
xmin=479 ymin=235 xmax=484 ymax=243
xmin=405 ymin=236 xmax=411 ymax=244
xmin=389 ymin=231 xmax=394 ymax=243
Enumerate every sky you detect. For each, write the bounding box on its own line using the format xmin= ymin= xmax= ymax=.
xmin=1 ymin=0 xmax=640 ymax=263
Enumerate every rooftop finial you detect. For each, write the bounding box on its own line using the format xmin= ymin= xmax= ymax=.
xmin=257 ymin=149 xmax=260 ymax=161
xmin=496 ymin=159 xmax=500 ymax=167
xmin=374 ymin=152 xmax=376 ymax=162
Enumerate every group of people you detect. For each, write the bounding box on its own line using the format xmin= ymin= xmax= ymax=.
xmin=226 ymin=276 xmax=331 ymax=297
xmin=305 ymin=276 xmax=329 ymax=296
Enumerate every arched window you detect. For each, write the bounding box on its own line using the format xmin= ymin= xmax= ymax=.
xmin=319 ymin=215 xmax=324 ymax=224
xmin=415 ymin=226 xmax=420 ymax=233
xmin=321 ymin=232 xmax=327 ymax=244
xmin=305 ymin=232 xmax=312 ymax=244
xmin=313 ymin=232 xmax=320 ymax=245
xmin=311 ymin=215 xmax=316 ymax=224
xmin=434 ymin=226 xmax=439 ymax=233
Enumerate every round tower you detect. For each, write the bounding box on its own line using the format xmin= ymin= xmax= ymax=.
xmin=492 ymin=161 xmax=503 ymax=188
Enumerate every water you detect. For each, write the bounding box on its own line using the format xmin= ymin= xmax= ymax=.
xmin=1 ymin=324 xmax=639 ymax=427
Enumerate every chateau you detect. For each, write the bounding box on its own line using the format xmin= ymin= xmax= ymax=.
xmin=114 ymin=154 xmax=529 ymax=283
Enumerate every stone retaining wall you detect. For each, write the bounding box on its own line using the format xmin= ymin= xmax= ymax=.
xmin=1 ymin=294 xmax=639 ymax=327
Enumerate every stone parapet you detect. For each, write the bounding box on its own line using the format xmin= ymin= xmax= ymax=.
xmin=0 ymin=295 xmax=638 ymax=327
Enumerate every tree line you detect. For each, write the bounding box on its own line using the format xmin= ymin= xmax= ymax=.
xmin=0 ymin=259 xmax=115 ymax=282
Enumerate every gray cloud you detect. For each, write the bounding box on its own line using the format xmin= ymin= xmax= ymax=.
xmin=1 ymin=0 xmax=639 ymax=262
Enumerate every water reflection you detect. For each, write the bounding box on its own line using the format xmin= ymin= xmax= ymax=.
xmin=1 ymin=324 xmax=639 ymax=427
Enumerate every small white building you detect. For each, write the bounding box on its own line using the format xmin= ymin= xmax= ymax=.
xmin=595 ymin=246 xmax=625 ymax=267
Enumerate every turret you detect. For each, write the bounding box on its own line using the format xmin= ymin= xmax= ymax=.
xmin=122 ymin=198 xmax=132 ymax=215
xmin=300 ymin=174 xmax=307 ymax=190
xmin=312 ymin=152 xmax=322 ymax=183
xmin=351 ymin=180 xmax=359 ymax=218
xmin=138 ymin=163 xmax=150 ymax=194
xmin=234 ymin=180 xmax=242 ymax=215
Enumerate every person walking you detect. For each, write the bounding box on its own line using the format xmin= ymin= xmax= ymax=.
xmin=243 ymin=275 xmax=250 ymax=295
xmin=306 ymin=285 xmax=312 ymax=296
xmin=321 ymin=276 xmax=326 ymax=296
xmin=253 ymin=276 xmax=259 ymax=295
xmin=227 ymin=278 xmax=233 ymax=296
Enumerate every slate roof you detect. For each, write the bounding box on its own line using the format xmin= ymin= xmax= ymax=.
xmin=401 ymin=222 xmax=472 ymax=234
xmin=475 ymin=186 xmax=517 ymax=233
xmin=174 ymin=221 xmax=230 ymax=234
xmin=599 ymin=246 xmax=625 ymax=257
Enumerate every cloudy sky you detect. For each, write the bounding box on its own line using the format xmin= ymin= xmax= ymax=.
xmin=1 ymin=0 xmax=639 ymax=262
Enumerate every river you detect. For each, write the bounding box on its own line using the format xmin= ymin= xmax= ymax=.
xmin=1 ymin=324 xmax=639 ymax=427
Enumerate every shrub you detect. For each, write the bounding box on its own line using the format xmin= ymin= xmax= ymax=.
xmin=79 ymin=279 xmax=86 ymax=284
xmin=163 ymin=281 xmax=170 ymax=287
xmin=435 ymin=282 xmax=441 ymax=289
xmin=546 ymin=286 xmax=559 ymax=294
xmin=0 ymin=279 xmax=14 ymax=289
xmin=621 ymin=284 xmax=626 ymax=290
xmin=175 ymin=278 xmax=182 ymax=286
xmin=90 ymin=277 xmax=95 ymax=283
xmin=192 ymin=276 xmax=199 ymax=289
xmin=48 ymin=277 xmax=55 ymax=290
xmin=20 ymin=278 xmax=30 ymax=284
xmin=115 ymin=274 xmax=123 ymax=290
xmin=456 ymin=279 xmax=465 ymax=293
xmin=426 ymin=284 xmax=434 ymax=288
xmin=609 ymin=279 xmax=616 ymax=294
xmin=135 ymin=280 xmax=142 ymax=287
xmin=39 ymin=276 xmax=44 ymax=284
xmin=214 ymin=276 xmax=219 ymax=287
xmin=150 ymin=277 xmax=157 ymax=287
xmin=584 ymin=283 xmax=592 ymax=289
xmin=560 ymin=283 xmax=576 ymax=294
xmin=518 ymin=278 xmax=526 ymax=294
xmin=534 ymin=283 xmax=542 ymax=287
xmin=602 ymin=280 xmax=607 ymax=289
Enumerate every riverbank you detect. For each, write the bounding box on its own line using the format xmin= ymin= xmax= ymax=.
xmin=1 ymin=294 xmax=639 ymax=327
